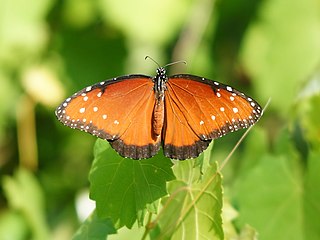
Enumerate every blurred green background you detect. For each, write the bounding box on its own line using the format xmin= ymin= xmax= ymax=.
xmin=1 ymin=0 xmax=320 ymax=239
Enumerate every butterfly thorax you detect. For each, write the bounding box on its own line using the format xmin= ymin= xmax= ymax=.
xmin=152 ymin=67 xmax=167 ymax=137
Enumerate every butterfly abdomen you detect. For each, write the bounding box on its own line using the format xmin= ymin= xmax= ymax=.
xmin=152 ymin=99 xmax=164 ymax=136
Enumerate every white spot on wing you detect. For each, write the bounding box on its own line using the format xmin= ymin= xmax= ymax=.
xmin=86 ymin=86 xmax=92 ymax=91
xmin=93 ymin=106 xmax=98 ymax=112
xmin=233 ymin=107 xmax=239 ymax=113
xmin=226 ymin=86 xmax=232 ymax=92
xmin=97 ymin=92 xmax=102 ymax=97
xmin=220 ymin=107 xmax=225 ymax=112
xmin=200 ymin=120 xmax=204 ymax=125
xmin=102 ymin=114 xmax=107 ymax=119
xmin=211 ymin=115 xmax=216 ymax=121
xmin=230 ymin=96 xmax=235 ymax=101
xmin=79 ymin=107 xmax=85 ymax=113
xmin=114 ymin=120 xmax=119 ymax=125
xmin=83 ymin=96 xmax=88 ymax=101
xmin=217 ymin=92 xmax=221 ymax=98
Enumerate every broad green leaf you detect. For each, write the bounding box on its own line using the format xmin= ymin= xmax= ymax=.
xmin=234 ymin=144 xmax=320 ymax=240
xmin=304 ymin=151 xmax=320 ymax=239
xmin=98 ymin=0 xmax=193 ymax=45
xmin=151 ymin=161 xmax=223 ymax=240
xmin=298 ymin=95 xmax=320 ymax=150
xmin=235 ymin=154 xmax=304 ymax=240
xmin=108 ymin=223 xmax=147 ymax=240
xmin=73 ymin=211 xmax=116 ymax=240
xmin=2 ymin=168 xmax=49 ymax=240
xmin=240 ymin=0 xmax=320 ymax=113
xmin=0 ymin=0 xmax=52 ymax=65
xmin=89 ymin=139 xmax=175 ymax=228
xmin=0 ymin=211 xmax=28 ymax=240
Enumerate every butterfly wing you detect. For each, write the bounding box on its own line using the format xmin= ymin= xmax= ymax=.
xmin=163 ymin=75 xmax=262 ymax=160
xmin=55 ymin=75 xmax=160 ymax=159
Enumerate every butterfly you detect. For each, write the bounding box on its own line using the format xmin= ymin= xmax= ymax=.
xmin=55 ymin=63 xmax=262 ymax=160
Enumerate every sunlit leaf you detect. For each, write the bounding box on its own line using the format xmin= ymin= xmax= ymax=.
xmin=89 ymin=139 xmax=175 ymax=228
xmin=73 ymin=211 xmax=116 ymax=240
xmin=304 ymin=151 xmax=320 ymax=239
xmin=241 ymin=0 xmax=320 ymax=113
xmin=2 ymin=168 xmax=49 ymax=240
xmin=151 ymin=161 xmax=223 ymax=240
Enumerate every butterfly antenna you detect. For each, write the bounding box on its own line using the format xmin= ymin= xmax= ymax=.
xmin=145 ymin=56 xmax=187 ymax=69
xmin=145 ymin=56 xmax=161 ymax=68
xmin=163 ymin=60 xmax=187 ymax=68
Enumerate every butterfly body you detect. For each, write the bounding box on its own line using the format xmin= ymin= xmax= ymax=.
xmin=56 ymin=67 xmax=262 ymax=160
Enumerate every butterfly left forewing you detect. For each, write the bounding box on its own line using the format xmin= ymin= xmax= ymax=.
xmin=55 ymin=76 xmax=161 ymax=159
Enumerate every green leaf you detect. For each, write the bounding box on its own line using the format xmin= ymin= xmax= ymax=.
xmin=73 ymin=211 xmax=116 ymax=240
xmin=304 ymin=151 xmax=320 ymax=239
xmin=151 ymin=161 xmax=223 ymax=240
xmin=2 ymin=168 xmax=49 ymax=240
xmin=235 ymin=154 xmax=304 ymax=240
xmin=234 ymin=147 xmax=320 ymax=240
xmin=0 ymin=0 xmax=52 ymax=65
xmin=240 ymin=0 xmax=320 ymax=113
xmin=298 ymin=95 xmax=320 ymax=150
xmin=89 ymin=139 xmax=175 ymax=228
xmin=0 ymin=211 xmax=29 ymax=240
xmin=98 ymin=0 xmax=192 ymax=45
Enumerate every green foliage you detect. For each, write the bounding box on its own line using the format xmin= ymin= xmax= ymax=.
xmin=151 ymin=160 xmax=223 ymax=240
xmin=233 ymin=129 xmax=320 ymax=240
xmin=73 ymin=211 xmax=116 ymax=240
xmin=241 ymin=0 xmax=320 ymax=113
xmin=2 ymin=168 xmax=49 ymax=240
xmin=89 ymin=139 xmax=175 ymax=228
